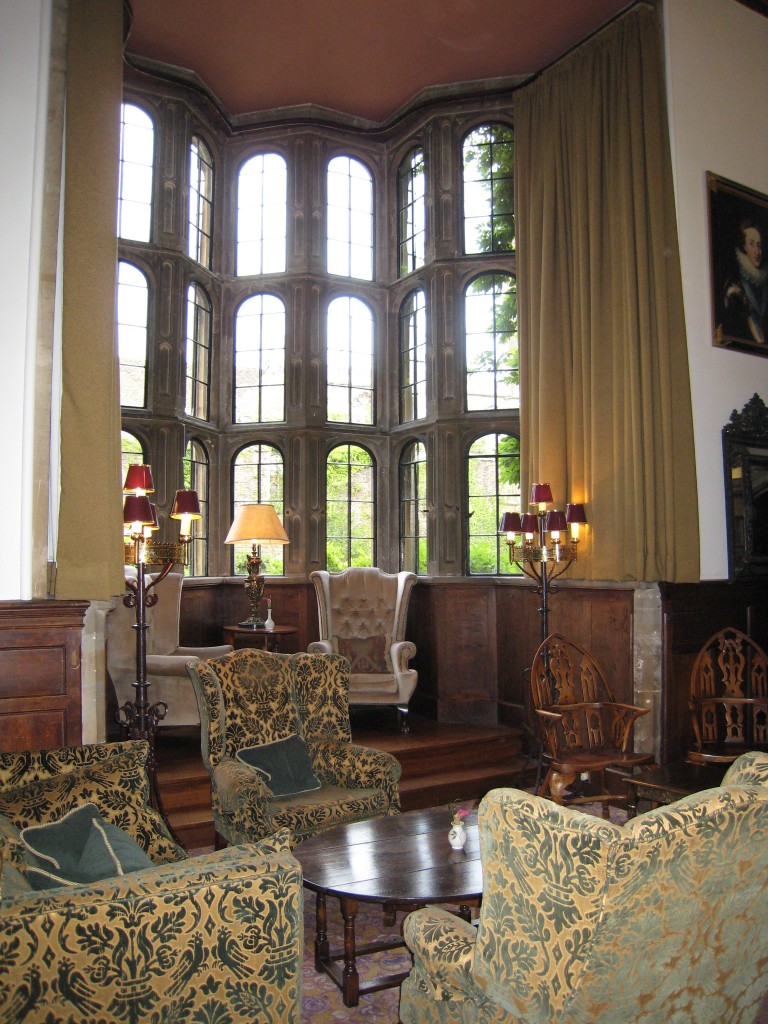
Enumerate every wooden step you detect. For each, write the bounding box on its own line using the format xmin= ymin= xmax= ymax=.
xmin=153 ymin=717 xmax=528 ymax=851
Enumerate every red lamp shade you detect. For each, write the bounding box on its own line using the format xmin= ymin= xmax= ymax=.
xmin=520 ymin=513 xmax=538 ymax=534
xmin=566 ymin=503 xmax=587 ymax=525
xmin=170 ymin=490 xmax=202 ymax=520
xmin=545 ymin=509 xmax=567 ymax=533
xmin=530 ymin=482 xmax=553 ymax=505
xmin=123 ymin=464 xmax=155 ymax=494
xmin=499 ymin=512 xmax=522 ymax=534
xmin=123 ymin=494 xmax=154 ymax=527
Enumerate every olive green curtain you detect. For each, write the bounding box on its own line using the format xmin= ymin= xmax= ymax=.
xmin=515 ymin=3 xmax=700 ymax=582
xmin=56 ymin=0 xmax=125 ymax=599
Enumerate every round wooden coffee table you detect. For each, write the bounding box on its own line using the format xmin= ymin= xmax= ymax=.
xmin=294 ymin=806 xmax=482 ymax=1007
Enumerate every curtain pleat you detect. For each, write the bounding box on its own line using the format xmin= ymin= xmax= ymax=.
xmin=515 ymin=3 xmax=699 ymax=582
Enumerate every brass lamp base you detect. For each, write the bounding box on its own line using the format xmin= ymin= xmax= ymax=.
xmin=241 ymin=548 xmax=266 ymax=627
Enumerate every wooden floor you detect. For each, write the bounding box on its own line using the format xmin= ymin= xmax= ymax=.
xmin=155 ymin=711 xmax=528 ymax=850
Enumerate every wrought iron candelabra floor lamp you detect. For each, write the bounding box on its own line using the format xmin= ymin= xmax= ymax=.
xmin=499 ymin=483 xmax=588 ymax=644
xmin=119 ymin=463 xmax=201 ymax=814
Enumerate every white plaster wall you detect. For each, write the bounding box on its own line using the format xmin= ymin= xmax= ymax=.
xmin=0 ymin=0 xmax=51 ymax=599
xmin=665 ymin=0 xmax=768 ymax=580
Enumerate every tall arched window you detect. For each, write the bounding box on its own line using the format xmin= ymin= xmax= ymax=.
xmin=117 ymin=261 xmax=149 ymax=408
xmin=237 ymin=153 xmax=287 ymax=276
xmin=234 ymin=294 xmax=286 ymax=423
xmin=326 ymin=444 xmax=375 ymax=570
xmin=467 ymin=433 xmax=520 ymax=574
xmin=462 ymin=123 xmax=514 ymax=255
xmin=232 ymin=444 xmax=285 ymax=574
xmin=399 ymin=289 xmax=427 ymax=422
xmin=188 ymin=134 xmax=214 ymax=268
xmin=185 ymin=283 xmax=211 ymax=420
xmin=327 ymin=156 xmax=373 ymax=280
xmin=118 ymin=103 xmax=154 ymax=242
xmin=400 ymin=441 xmax=427 ymax=574
xmin=121 ymin=430 xmax=145 ymax=487
xmin=184 ymin=439 xmax=209 ymax=576
xmin=397 ymin=148 xmax=425 ymax=276
xmin=327 ymin=296 xmax=374 ymax=424
xmin=465 ymin=272 xmax=518 ymax=411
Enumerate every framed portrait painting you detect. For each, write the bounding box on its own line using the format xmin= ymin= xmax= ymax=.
xmin=707 ymin=172 xmax=768 ymax=355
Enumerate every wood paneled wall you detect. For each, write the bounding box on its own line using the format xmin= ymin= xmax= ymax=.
xmin=179 ymin=577 xmax=637 ymax=737
xmin=0 ymin=601 xmax=88 ymax=752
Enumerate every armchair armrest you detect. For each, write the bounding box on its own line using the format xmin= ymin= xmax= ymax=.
xmin=310 ymin=740 xmax=401 ymax=811
xmin=537 ymin=701 xmax=649 ymax=751
xmin=402 ymin=906 xmax=478 ymax=1001
xmin=308 ymin=640 xmax=333 ymax=655
xmin=391 ymin=639 xmax=416 ymax=669
xmin=211 ymin=757 xmax=274 ymax=843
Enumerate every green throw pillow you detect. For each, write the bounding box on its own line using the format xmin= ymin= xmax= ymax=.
xmin=236 ymin=735 xmax=321 ymax=798
xmin=21 ymin=803 xmax=152 ymax=889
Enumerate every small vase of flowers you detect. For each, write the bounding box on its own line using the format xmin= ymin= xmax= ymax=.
xmin=448 ymin=801 xmax=469 ymax=849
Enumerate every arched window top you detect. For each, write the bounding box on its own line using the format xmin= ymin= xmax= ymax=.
xmin=399 ymin=439 xmax=427 ymax=574
xmin=326 ymin=442 xmax=375 ymax=570
xmin=327 ymin=155 xmax=373 ymax=281
xmin=467 ymin=431 xmax=520 ymax=575
xmin=232 ymin=443 xmax=286 ymax=576
xmin=464 ymin=271 xmax=518 ymax=412
xmin=397 ymin=147 xmax=425 ymax=276
xmin=234 ymin=293 xmax=286 ymax=424
xmin=121 ymin=430 xmax=145 ymax=486
xmin=399 ymin=288 xmax=427 ymax=424
xmin=117 ymin=260 xmax=149 ymax=409
xmin=118 ymin=102 xmax=154 ymax=243
xmin=189 ymin=134 xmax=214 ymax=268
xmin=327 ymin=295 xmax=374 ymax=425
xmin=185 ymin=283 xmax=212 ymax=421
xmin=237 ymin=152 xmax=287 ymax=276
xmin=462 ymin=122 xmax=514 ymax=256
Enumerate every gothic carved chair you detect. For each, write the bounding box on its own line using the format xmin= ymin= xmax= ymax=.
xmin=530 ymin=633 xmax=655 ymax=816
xmin=688 ymin=626 xmax=768 ymax=764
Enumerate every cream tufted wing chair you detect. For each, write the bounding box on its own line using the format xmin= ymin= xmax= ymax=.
xmin=107 ymin=572 xmax=233 ymax=728
xmin=308 ymin=567 xmax=418 ymax=732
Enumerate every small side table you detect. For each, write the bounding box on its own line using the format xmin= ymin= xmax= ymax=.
xmin=223 ymin=624 xmax=298 ymax=652
xmin=624 ymin=762 xmax=727 ymax=818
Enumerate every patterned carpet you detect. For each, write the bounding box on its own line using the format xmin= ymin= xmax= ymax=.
xmin=301 ymin=890 xmax=411 ymax=1024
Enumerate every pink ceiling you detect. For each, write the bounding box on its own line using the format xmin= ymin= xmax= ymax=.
xmin=125 ymin=0 xmax=631 ymax=121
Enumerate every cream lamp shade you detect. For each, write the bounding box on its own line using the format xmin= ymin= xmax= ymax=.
xmin=225 ymin=505 xmax=289 ymax=628
xmin=224 ymin=504 xmax=289 ymax=546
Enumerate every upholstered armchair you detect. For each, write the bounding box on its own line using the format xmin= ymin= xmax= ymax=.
xmin=400 ymin=751 xmax=768 ymax=1024
xmin=0 ymin=739 xmax=303 ymax=1023
xmin=308 ymin=567 xmax=418 ymax=731
xmin=187 ymin=647 xmax=401 ymax=847
xmin=106 ymin=571 xmax=233 ymax=727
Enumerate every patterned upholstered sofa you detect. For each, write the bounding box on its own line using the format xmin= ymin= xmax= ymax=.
xmin=187 ymin=648 xmax=401 ymax=847
xmin=400 ymin=751 xmax=768 ymax=1024
xmin=0 ymin=739 xmax=303 ymax=1023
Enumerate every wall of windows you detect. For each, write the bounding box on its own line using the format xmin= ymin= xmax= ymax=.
xmin=119 ymin=69 xmax=519 ymax=578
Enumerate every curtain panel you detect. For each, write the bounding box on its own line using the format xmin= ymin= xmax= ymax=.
xmin=514 ymin=3 xmax=700 ymax=583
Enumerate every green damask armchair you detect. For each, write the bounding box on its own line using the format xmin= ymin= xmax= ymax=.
xmin=187 ymin=647 xmax=401 ymax=847
xmin=0 ymin=739 xmax=303 ymax=1024
xmin=400 ymin=751 xmax=768 ymax=1024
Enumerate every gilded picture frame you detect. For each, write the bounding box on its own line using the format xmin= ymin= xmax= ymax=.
xmin=707 ymin=172 xmax=768 ymax=356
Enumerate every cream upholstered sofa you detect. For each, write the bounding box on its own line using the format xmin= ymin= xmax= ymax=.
xmin=0 ymin=739 xmax=303 ymax=1023
xmin=106 ymin=571 xmax=232 ymax=727
xmin=400 ymin=751 xmax=768 ymax=1024
xmin=308 ymin=567 xmax=417 ymax=731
